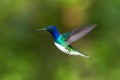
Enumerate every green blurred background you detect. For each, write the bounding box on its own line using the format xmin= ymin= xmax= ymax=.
xmin=0 ymin=0 xmax=120 ymax=80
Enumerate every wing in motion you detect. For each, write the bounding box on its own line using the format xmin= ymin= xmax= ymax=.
xmin=62 ymin=24 xmax=97 ymax=45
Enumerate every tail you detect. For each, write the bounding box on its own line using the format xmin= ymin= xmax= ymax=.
xmin=69 ymin=51 xmax=91 ymax=59
xmin=78 ymin=52 xmax=91 ymax=59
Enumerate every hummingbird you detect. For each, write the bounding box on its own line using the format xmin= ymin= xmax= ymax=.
xmin=37 ymin=24 xmax=96 ymax=59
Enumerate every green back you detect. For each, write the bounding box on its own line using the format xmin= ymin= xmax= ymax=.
xmin=56 ymin=34 xmax=78 ymax=52
xmin=62 ymin=32 xmax=71 ymax=40
xmin=56 ymin=32 xmax=71 ymax=46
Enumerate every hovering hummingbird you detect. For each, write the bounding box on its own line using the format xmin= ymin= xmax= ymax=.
xmin=37 ymin=24 xmax=96 ymax=59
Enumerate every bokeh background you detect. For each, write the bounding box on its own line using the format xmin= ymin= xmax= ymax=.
xmin=0 ymin=0 xmax=120 ymax=80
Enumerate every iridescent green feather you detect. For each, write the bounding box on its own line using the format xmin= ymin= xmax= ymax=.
xmin=56 ymin=34 xmax=77 ymax=52
xmin=62 ymin=32 xmax=71 ymax=40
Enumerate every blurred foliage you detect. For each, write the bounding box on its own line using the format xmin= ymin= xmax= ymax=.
xmin=0 ymin=0 xmax=120 ymax=80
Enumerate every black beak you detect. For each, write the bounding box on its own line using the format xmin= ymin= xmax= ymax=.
xmin=36 ymin=28 xmax=46 ymax=32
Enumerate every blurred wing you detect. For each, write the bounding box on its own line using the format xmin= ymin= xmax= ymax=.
xmin=65 ymin=24 xmax=97 ymax=45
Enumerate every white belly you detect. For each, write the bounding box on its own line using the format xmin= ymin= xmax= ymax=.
xmin=54 ymin=42 xmax=90 ymax=58
xmin=54 ymin=42 xmax=69 ymax=54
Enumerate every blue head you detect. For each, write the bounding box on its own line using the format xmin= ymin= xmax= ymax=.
xmin=37 ymin=26 xmax=60 ymax=41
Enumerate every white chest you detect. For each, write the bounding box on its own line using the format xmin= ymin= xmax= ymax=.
xmin=54 ymin=42 xmax=69 ymax=54
xmin=54 ymin=42 xmax=82 ymax=55
xmin=54 ymin=42 xmax=90 ymax=58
